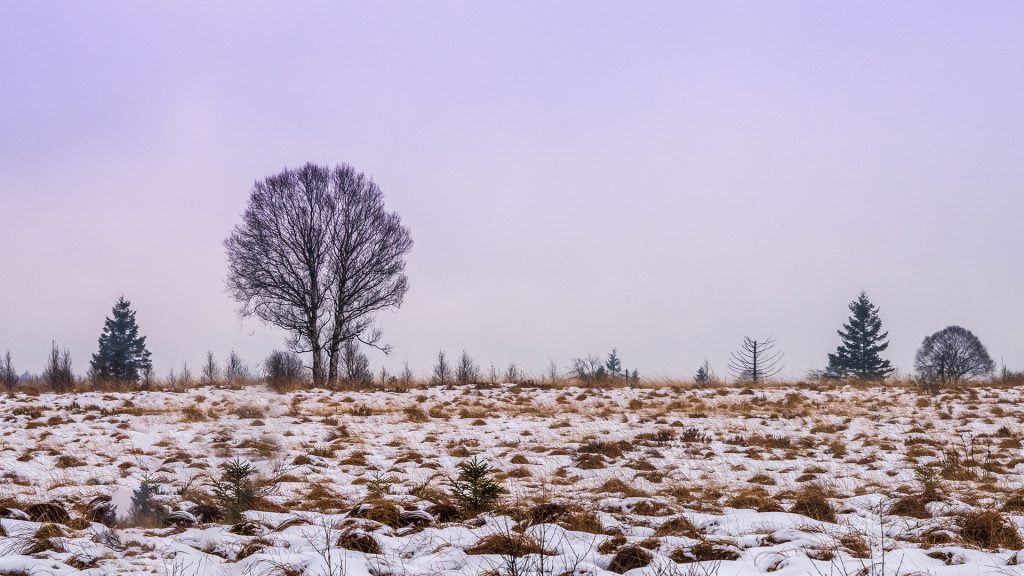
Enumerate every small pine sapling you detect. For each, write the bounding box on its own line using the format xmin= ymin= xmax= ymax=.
xmin=210 ymin=458 xmax=258 ymax=522
xmin=447 ymin=456 xmax=504 ymax=514
xmin=129 ymin=475 xmax=168 ymax=527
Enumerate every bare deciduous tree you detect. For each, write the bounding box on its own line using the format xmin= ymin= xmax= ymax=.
xmin=224 ymin=350 xmax=249 ymax=386
xmin=340 ymin=339 xmax=372 ymax=388
xmin=399 ymin=362 xmax=415 ymax=390
xmin=456 ymin=350 xmax=479 ymax=385
xmin=728 ymin=336 xmax=783 ymax=383
xmin=264 ymin=349 xmax=305 ymax=392
xmin=324 ymin=166 xmax=413 ymax=383
xmin=225 ymin=163 xmax=411 ymax=388
xmin=225 ymin=166 xmax=337 ymax=386
xmin=545 ymin=360 xmax=559 ymax=385
xmin=43 ymin=341 xmax=75 ymax=393
xmin=504 ymin=363 xmax=521 ymax=384
xmin=202 ymin=351 xmax=219 ymax=386
xmin=432 ymin=351 xmax=452 ymax=386
xmin=1 ymin=350 xmax=17 ymax=395
xmin=568 ymin=354 xmax=606 ymax=384
xmin=914 ymin=325 xmax=994 ymax=389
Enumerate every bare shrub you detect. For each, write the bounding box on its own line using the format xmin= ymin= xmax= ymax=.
xmin=264 ymin=350 xmax=305 ymax=392
xmin=224 ymin=350 xmax=250 ymax=387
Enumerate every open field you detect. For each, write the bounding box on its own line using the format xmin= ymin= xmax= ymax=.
xmin=3 ymin=382 xmax=1024 ymax=575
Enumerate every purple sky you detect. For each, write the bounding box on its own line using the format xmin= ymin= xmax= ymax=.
xmin=2 ymin=2 xmax=1022 ymax=379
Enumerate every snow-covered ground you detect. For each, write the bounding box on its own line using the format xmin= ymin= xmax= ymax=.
xmin=2 ymin=382 xmax=1023 ymax=575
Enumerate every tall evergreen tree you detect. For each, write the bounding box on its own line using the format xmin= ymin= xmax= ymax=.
xmin=90 ymin=296 xmax=153 ymax=383
xmin=826 ymin=291 xmax=894 ymax=379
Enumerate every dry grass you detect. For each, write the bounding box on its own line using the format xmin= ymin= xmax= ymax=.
xmin=788 ymin=483 xmax=836 ymax=523
xmin=607 ymin=545 xmax=653 ymax=574
xmin=957 ymin=509 xmax=1023 ymax=549
xmin=466 ymin=533 xmax=548 ymax=557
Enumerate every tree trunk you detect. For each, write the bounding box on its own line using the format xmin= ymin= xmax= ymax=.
xmin=326 ymin=328 xmax=341 ymax=387
xmin=310 ymin=344 xmax=325 ymax=388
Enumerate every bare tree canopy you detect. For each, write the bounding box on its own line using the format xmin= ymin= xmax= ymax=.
xmin=914 ymin=325 xmax=994 ymax=386
xmin=728 ymin=336 xmax=784 ymax=383
xmin=225 ymin=163 xmax=412 ymax=387
xmin=324 ymin=166 xmax=414 ymax=383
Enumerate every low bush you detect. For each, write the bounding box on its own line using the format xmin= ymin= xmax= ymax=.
xmin=264 ymin=350 xmax=305 ymax=392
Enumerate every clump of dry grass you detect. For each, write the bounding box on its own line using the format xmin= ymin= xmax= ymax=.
xmin=1001 ymin=490 xmax=1024 ymax=513
xmin=655 ymin=515 xmax=701 ymax=538
xmin=607 ymin=545 xmax=652 ymax=574
xmin=466 ymin=533 xmax=548 ymax=557
xmin=26 ymin=502 xmax=71 ymax=525
xmin=957 ymin=509 xmax=1022 ymax=549
xmin=670 ymin=539 xmax=741 ymax=563
xmin=233 ymin=404 xmax=266 ymax=419
xmin=360 ymin=499 xmax=402 ymax=528
xmin=889 ymin=467 xmax=942 ymax=519
xmin=725 ymin=487 xmax=783 ymax=512
xmin=788 ymin=483 xmax=836 ymax=523
xmin=337 ymin=530 xmax=381 ymax=554
xmin=598 ymin=478 xmax=648 ymax=498
xmin=838 ymin=531 xmax=870 ymax=558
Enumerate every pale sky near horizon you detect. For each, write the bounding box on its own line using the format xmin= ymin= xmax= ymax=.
xmin=1 ymin=2 xmax=1022 ymax=380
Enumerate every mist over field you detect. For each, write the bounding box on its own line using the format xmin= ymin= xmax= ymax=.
xmin=2 ymin=2 xmax=1022 ymax=380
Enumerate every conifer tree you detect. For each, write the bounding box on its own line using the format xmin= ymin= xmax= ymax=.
xmin=826 ymin=291 xmax=894 ymax=379
xmin=447 ymin=456 xmax=504 ymax=514
xmin=605 ymin=348 xmax=623 ymax=377
xmin=90 ymin=296 xmax=153 ymax=383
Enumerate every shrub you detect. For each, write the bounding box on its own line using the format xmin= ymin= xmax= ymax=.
xmin=264 ymin=350 xmax=305 ymax=392
xmin=447 ymin=456 xmax=504 ymax=514
xmin=366 ymin=471 xmax=393 ymax=498
xmin=210 ymin=458 xmax=258 ymax=522
xmin=340 ymin=340 xmax=372 ymax=388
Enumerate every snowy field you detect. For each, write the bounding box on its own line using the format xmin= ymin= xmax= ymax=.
xmin=2 ymin=382 xmax=1024 ymax=575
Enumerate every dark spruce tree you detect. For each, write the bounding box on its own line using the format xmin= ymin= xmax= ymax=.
xmin=826 ymin=291 xmax=894 ymax=379
xmin=90 ymin=296 xmax=153 ymax=384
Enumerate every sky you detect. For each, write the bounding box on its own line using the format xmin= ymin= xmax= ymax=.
xmin=1 ymin=1 xmax=1022 ymax=380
